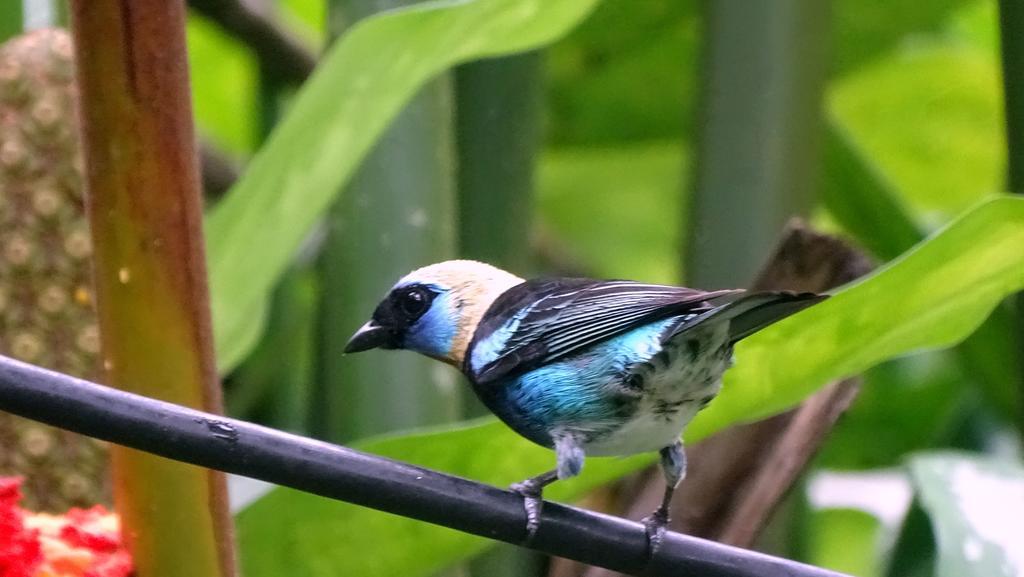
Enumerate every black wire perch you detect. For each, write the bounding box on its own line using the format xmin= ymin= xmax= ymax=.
xmin=0 ymin=355 xmax=849 ymax=577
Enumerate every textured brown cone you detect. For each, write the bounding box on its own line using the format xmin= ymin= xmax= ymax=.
xmin=0 ymin=28 xmax=110 ymax=512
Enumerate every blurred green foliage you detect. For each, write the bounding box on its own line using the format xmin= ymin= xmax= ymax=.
xmin=805 ymin=508 xmax=885 ymax=577
xmin=186 ymin=14 xmax=259 ymax=155
xmin=176 ymin=0 xmax=1024 ymax=575
xmin=4 ymin=0 xmax=1021 ymax=574
xmin=537 ymin=142 xmax=685 ymax=282
xmin=0 ymin=2 xmax=22 ymax=42
xmin=818 ymin=353 xmax=967 ymax=470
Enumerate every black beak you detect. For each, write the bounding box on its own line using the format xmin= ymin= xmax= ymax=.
xmin=344 ymin=321 xmax=390 ymax=353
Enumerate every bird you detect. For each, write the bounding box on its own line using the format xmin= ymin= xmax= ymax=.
xmin=344 ymin=260 xmax=825 ymax=553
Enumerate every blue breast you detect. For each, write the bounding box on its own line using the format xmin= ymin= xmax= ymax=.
xmin=471 ymin=317 xmax=679 ymax=448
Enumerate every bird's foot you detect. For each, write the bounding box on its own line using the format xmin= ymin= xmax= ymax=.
xmin=509 ymin=479 xmax=545 ymax=542
xmin=641 ymin=506 xmax=670 ymax=558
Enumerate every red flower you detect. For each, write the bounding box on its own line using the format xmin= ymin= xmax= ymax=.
xmin=0 ymin=478 xmax=43 ymax=577
xmin=0 ymin=478 xmax=131 ymax=577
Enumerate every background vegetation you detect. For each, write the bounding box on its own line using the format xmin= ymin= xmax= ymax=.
xmin=2 ymin=1 xmax=1023 ymax=576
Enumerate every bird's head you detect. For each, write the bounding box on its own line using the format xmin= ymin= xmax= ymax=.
xmin=344 ymin=260 xmax=524 ymax=366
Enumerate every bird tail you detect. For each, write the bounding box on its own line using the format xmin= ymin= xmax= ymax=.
xmin=671 ymin=291 xmax=826 ymax=344
xmin=721 ymin=291 xmax=826 ymax=343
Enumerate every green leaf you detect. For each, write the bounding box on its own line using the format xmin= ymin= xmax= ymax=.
xmin=205 ymin=0 xmax=601 ymax=372
xmin=689 ymin=196 xmax=1024 ymax=438
xmin=829 ymin=37 xmax=1003 ymax=221
xmin=237 ymin=419 xmax=649 ymax=577
xmin=908 ymin=452 xmax=1024 ymax=577
xmin=886 ymin=499 xmax=937 ymax=577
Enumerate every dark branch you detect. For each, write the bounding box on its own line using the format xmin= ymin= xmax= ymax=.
xmin=715 ymin=377 xmax=861 ymax=547
xmin=0 ymin=355 xmax=848 ymax=577
xmin=188 ymin=0 xmax=317 ymax=84
xmin=199 ymin=139 xmax=242 ymax=200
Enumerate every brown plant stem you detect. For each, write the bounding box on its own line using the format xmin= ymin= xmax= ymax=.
xmin=69 ymin=2 xmax=235 ymax=576
xmin=715 ymin=377 xmax=861 ymax=547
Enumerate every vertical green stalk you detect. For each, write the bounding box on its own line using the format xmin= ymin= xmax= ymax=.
xmin=455 ymin=53 xmax=545 ymax=577
xmin=317 ymin=0 xmax=459 ymax=442
xmin=685 ymin=0 xmax=829 ymax=288
xmin=680 ymin=0 xmax=829 ymax=561
xmin=456 ymin=52 xmax=542 ymax=273
xmin=997 ymin=0 xmax=1024 ymax=436
xmin=69 ymin=2 xmax=235 ymax=576
xmin=455 ymin=52 xmax=542 ymax=420
xmin=999 ymin=0 xmax=1024 ymax=194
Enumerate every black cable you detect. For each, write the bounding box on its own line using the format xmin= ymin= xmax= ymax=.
xmin=0 ymin=355 xmax=848 ymax=577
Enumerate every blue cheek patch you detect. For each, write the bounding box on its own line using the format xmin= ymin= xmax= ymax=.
xmin=403 ymin=290 xmax=459 ymax=358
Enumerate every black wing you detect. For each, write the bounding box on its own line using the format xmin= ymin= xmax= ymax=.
xmin=465 ymin=278 xmax=741 ymax=384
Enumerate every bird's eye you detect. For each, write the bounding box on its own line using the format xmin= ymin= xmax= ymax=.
xmin=400 ymin=288 xmax=430 ymax=317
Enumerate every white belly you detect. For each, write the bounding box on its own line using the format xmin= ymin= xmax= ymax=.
xmin=583 ymin=323 xmax=730 ymax=456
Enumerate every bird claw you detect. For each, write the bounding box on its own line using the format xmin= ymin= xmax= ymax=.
xmin=642 ymin=507 xmax=670 ymax=558
xmin=510 ymin=480 xmax=544 ymax=542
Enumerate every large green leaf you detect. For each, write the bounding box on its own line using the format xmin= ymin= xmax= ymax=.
xmin=908 ymin=452 xmax=1024 ymax=577
xmin=205 ymin=0 xmax=601 ymax=371
xmin=237 ymin=419 xmax=649 ymax=577
xmin=238 ymin=197 xmax=1024 ymax=575
xmin=829 ymin=35 xmax=1003 ymax=221
xmin=691 ymin=196 xmax=1024 ymax=437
